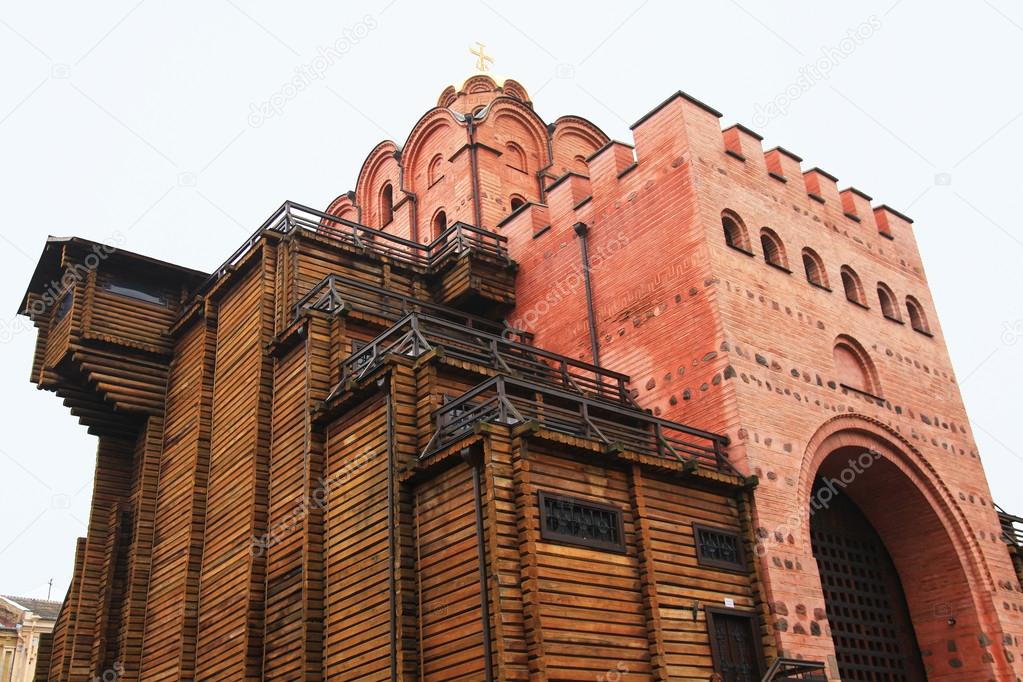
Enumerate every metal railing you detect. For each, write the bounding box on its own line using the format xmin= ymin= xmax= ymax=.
xmin=422 ymin=375 xmax=734 ymax=474
xmin=295 ymin=274 xmax=530 ymax=342
xmin=997 ymin=504 xmax=1022 ymax=547
xmin=192 ymin=200 xmax=510 ymax=297
xmin=335 ymin=312 xmax=630 ymax=404
xmin=761 ymin=658 xmax=827 ymax=681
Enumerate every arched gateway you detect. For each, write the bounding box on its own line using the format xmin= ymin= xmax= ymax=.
xmin=801 ymin=415 xmax=1004 ymax=680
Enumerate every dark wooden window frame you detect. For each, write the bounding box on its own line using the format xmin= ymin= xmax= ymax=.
xmin=705 ymin=606 xmax=765 ymax=679
xmin=537 ymin=490 xmax=626 ymax=554
xmin=693 ymin=522 xmax=746 ymax=572
xmin=54 ymin=289 xmax=73 ymax=323
xmin=103 ymin=277 xmax=168 ymax=307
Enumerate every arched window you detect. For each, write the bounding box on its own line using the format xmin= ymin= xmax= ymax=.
xmin=432 ymin=209 xmax=447 ymax=240
xmin=427 ymin=154 xmax=443 ymax=186
xmin=510 ymin=195 xmax=526 ymax=212
xmin=877 ymin=283 xmax=900 ymax=321
xmin=840 ymin=266 xmax=867 ymax=307
xmin=802 ymin=248 xmax=829 ymax=289
xmin=505 ymin=142 xmax=527 ymax=171
xmin=380 ymin=183 xmax=394 ymax=226
xmin=722 ymin=211 xmax=751 ymax=253
xmin=572 ymin=154 xmax=587 ymax=173
xmin=906 ymin=296 xmax=930 ymax=335
xmin=833 ymin=335 xmax=880 ymax=396
xmin=760 ymin=228 xmax=788 ymax=270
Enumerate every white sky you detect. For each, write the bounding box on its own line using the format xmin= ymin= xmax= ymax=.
xmin=1 ymin=1 xmax=1021 ymax=601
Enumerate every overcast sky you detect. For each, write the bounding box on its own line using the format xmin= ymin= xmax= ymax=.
xmin=1 ymin=1 xmax=1021 ymax=601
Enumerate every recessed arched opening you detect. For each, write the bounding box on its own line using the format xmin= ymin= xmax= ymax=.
xmin=722 ymin=210 xmax=751 ymax=253
xmin=877 ymin=282 xmax=900 ymax=321
xmin=833 ymin=334 xmax=880 ymax=396
xmin=906 ymin=295 xmax=930 ymax=335
xmin=840 ymin=265 xmax=866 ymax=307
xmin=431 ymin=209 xmax=447 ymax=241
xmin=427 ymin=154 xmax=444 ymax=186
xmin=809 ymin=473 xmax=927 ymax=680
xmin=380 ymin=183 xmax=394 ymax=226
xmin=759 ymin=227 xmax=788 ymax=269
xmin=509 ymin=195 xmax=526 ymax=212
xmin=801 ymin=248 xmax=828 ymax=289
xmin=505 ymin=141 xmax=527 ymax=171
xmin=801 ymin=420 xmax=993 ymax=681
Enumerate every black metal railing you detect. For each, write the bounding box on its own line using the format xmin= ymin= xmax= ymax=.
xmin=422 ymin=375 xmax=734 ymax=474
xmin=295 ymin=274 xmax=530 ymax=342
xmin=997 ymin=505 xmax=1022 ymax=547
xmin=761 ymin=658 xmax=827 ymax=681
xmin=192 ymin=200 xmax=509 ymax=297
xmin=335 ymin=312 xmax=630 ymax=404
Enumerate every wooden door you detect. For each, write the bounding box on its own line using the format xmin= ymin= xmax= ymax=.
xmin=706 ymin=608 xmax=762 ymax=681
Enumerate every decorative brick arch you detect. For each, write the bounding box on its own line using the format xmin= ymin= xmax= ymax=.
xmin=549 ymin=115 xmax=609 ymax=176
xmin=324 ymin=191 xmax=358 ymax=222
xmin=798 ymin=413 xmax=992 ymax=592
xmin=796 ymin=414 xmax=1011 ymax=680
xmin=354 ymin=141 xmax=401 ymax=228
xmin=402 ymin=108 xmax=461 ymax=191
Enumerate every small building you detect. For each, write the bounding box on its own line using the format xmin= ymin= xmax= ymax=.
xmin=0 ymin=596 xmax=61 ymax=682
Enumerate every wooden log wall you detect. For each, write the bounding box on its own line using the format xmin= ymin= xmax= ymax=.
xmin=48 ymin=542 xmax=83 ymax=682
xmin=139 ymin=313 xmax=216 ymax=680
xmin=639 ymin=473 xmax=766 ymax=679
xmin=412 ymin=463 xmax=487 ymax=681
xmin=34 ymin=630 xmax=54 ymax=682
xmin=65 ymin=436 xmax=136 ymax=682
xmin=481 ymin=430 xmax=530 ymax=680
xmin=261 ymin=311 xmax=330 ymax=680
xmin=26 ymin=229 xmax=768 ymax=681
xmin=322 ymin=395 xmax=392 ymax=680
xmin=87 ymin=270 xmax=178 ymax=355
xmin=193 ymin=251 xmax=275 ymax=681
xmin=115 ymin=417 xmax=164 ymax=681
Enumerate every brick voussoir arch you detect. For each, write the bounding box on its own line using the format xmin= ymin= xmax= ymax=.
xmin=799 ymin=413 xmax=995 ymax=594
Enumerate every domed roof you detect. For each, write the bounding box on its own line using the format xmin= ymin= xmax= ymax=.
xmin=437 ymin=74 xmax=532 ymax=113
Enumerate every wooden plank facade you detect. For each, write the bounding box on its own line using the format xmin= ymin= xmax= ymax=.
xmin=22 ymin=203 xmax=773 ymax=679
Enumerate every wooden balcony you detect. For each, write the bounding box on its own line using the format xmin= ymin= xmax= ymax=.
xmin=21 ymin=237 xmax=206 ymax=435
xmin=202 ymin=201 xmax=517 ymax=323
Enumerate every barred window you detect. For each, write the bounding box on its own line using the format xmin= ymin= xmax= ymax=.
xmin=694 ymin=523 xmax=745 ymax=571
xmin=538 ymin=491 xmax=625 ymax=553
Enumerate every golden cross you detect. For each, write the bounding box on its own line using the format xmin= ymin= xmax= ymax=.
xmin=470 ymin=41 xmax=494 ymax=72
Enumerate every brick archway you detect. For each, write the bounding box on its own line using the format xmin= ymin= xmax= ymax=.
xmin=797 ymin=414 xmax=1008 ymax=680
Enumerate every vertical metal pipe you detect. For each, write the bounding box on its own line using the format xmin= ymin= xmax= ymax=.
xmin=467 ymin=451 xmax=495 ymax=682
xmin=381 ymin=379 xmax=398 ymax=681
xmin=467 ymin=117 xmax=484 ymax=229
xmin=574 ymin=222 xmax=601 ymax=367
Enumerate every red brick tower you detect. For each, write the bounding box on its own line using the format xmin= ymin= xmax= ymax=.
xmin=330 ymin=75 xmax=1023 ymax=678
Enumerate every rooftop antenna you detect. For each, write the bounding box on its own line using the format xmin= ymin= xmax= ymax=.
xmin=47 ymin=578 xmax=53 ymax=600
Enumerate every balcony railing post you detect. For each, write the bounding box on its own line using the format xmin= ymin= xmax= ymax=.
xmin=496 ymin=377 xmax=507 ymax=423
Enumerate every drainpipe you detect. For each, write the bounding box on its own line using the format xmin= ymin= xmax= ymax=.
xmin=467 ymin=116 xmax=484 ymax=229
xmin=574 ymin=222 xmax=601 ymax=367
xmin=461 ymin=445 xmax=494 ymax=682
xmin=379 ymin=376 xmax=398 ymax=681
